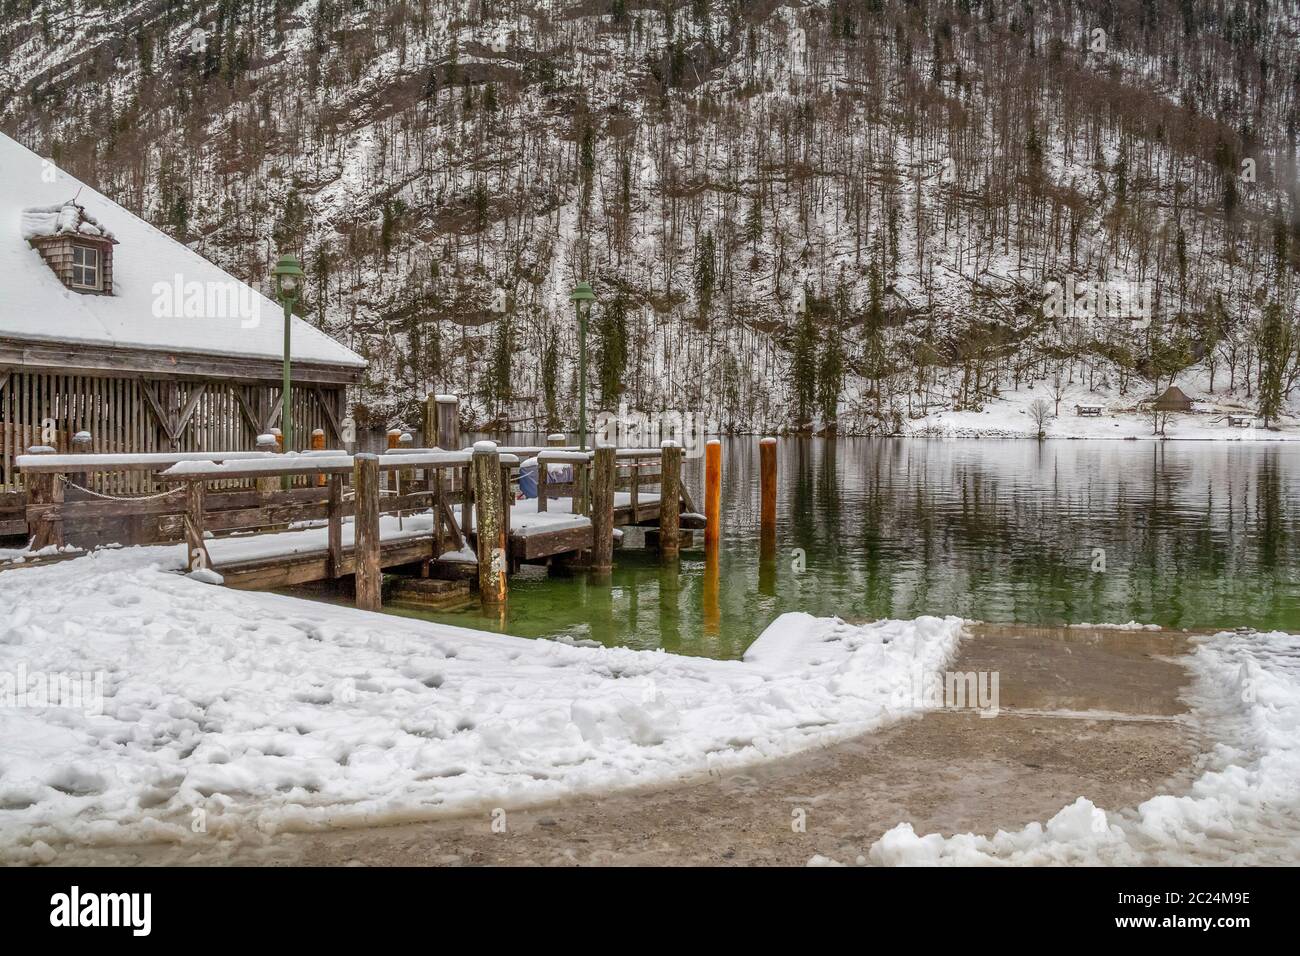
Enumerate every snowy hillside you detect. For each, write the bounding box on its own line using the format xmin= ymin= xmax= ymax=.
xmin=4 ymin=0 xmax=1300 ymax=434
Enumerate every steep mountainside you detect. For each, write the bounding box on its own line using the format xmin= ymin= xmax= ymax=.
xmin=3 ymin=0 xmax=1300 ymax=434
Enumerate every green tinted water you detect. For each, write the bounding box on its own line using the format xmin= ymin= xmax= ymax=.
xmin=381 ymin=438 xmax=1300 ymax=660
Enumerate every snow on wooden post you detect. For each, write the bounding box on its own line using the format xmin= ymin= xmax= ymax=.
xmin=659 ymin=440 xmax=682 ymax=561
xmin=436 ymin=395 xmax=459 ymax=451
xmin=472 ymin=441 xmax=507 ymax=606
xmin=704 ymin=438 xmax=722 ymax=553
xmin=353 ymin=454 xmax=382 ymax=611
xmin=591 ymin=445 xmax=617 ymax=573
xmin=546 ymin=433 xmax=567 ymax=446
xmin=760 ymin=437 xmax=777 ymax=558
xmin=311 ymin=428 xmax=326 ymax=486
xmin=69 ymin=431 xmax=92 ymax=499
xmin=398 ymin=431 xmax=415 ymax=489
xmin=255 ymin=434 xmax=279 ymax=497
xmin=23 ymin=444 xmax=63 ymax=550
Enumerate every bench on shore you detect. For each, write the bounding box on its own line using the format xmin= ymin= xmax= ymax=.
xmin=1075 ymin=404 xmax=1105 ymax=417
xmin=1227 ymin=415 xmax=1254 ymax=428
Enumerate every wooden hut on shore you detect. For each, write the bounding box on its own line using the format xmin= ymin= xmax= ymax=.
xmin=0 ymin=133 xmax=365 ymax=527
xmin=1153 ymin=385 xmax=1194 ymax=412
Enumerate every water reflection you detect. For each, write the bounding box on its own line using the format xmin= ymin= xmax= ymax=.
xmin=382 ymin=437 xmax=1300 ymax=659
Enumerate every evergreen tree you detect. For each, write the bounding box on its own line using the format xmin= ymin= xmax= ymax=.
xmin=488 ymin=311 xmax=514 ymax=416
xmin=694 ymin=231 xmax=716 ymax=320
xmin=595 ymin=296 xmax=629 ymax=405
xmin=791 ymin=295 xmax=818 ymax=426
xmin=542 ymin=326 xmax=561 ymax=430
xmin=1257 ymin=302 xmax=1293 ymax=426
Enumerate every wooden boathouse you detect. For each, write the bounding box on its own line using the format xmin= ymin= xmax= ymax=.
xmin=0 ymin=132 xmax=365 ymax=534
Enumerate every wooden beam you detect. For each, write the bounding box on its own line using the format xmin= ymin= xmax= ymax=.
xmin=139 ymin=379 xmax=178 ymax=445
xmin=311 ymin=385 xmax=343 ymax=444
xmin=0 ymin=336 xmax=364 ymax=386
xmin=173 ymin=383 xmax=208 ymax=444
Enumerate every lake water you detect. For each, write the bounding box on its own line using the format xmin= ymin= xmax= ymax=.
xmin=383 ymin=438 xmax=1300 ymax=659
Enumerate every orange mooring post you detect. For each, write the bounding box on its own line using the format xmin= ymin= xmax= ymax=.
xmin=759 ymin=437 xmax=777 ymax=558
xmin=312 ymin=428 xmax=326 ymax=486
xmin=704 ymin=438 xmax=722 ymax=552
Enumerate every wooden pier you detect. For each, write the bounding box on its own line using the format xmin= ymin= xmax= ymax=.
xmin=11 ymin=425 xmax=704 ymax=609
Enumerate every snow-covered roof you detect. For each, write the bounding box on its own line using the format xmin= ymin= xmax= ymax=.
xmin=0 ymin=133 xmax=365 ymax=371
xmin=21 ymin=201 xmax=116 ymax=242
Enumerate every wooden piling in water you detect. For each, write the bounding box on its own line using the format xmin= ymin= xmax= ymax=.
xmin=760 ymin=436 xmax=777 ymax=557
xmin=591 ymin=445 xmax=616 ymax=573
xmin=353 ymin=454 xmax=382 ymax=611
xmin=659 ymin=441 xmax=682 ymax=561
xmin=546 ymin=433 xmax=567 ymax=446
xmin=472 ymin=442 xmax=507 ymax=605
xmin=705 ymin=438 xmax=721 ymax=552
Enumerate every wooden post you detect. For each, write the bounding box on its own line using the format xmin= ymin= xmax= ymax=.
xmin=353 ymin=454 xmax=382 ymax=610
xmin=423 ymin=393 xmax=438 ymax=449
xmin=327 ymin=473 xmax=343 ymax=579
xmin=472 ymin=442 xmax=507 ymax=606
xmin=536 ymin=454 xmax=549 ymax=512
xmin=23 ymin=445 xmax=63 ymax=550
xmin=760 ymin=436 xmax=777 ymax=559
xmin=659 ymin=441 xmax=682 ymax=561
xmin=271 ymin=427 xmax=287 ymax=492
xmin=432 ymin=467 xmax=445 ymax=562
xmin=256 ymin=434 xmax=279 ymax=497
xmin=460 ymin=464 xmax=472 ymax=540
xmin=398 ymin=431 xmax=414 ymax=491
xmin=629 ymin=461 xmax=639 ymax=523
xmin=184 ymin=479 xmax=210 ymax=572
xmin=546 ymin=433 xmax=567 ymax=446
xmin=436 ymin=395 xmax=459 ymax=451
xmin=704 ymin=438 xmax=721 ymax=552
xmin=311 ymin=428 xmax=326 ymax=486
xmin=69 ymin=431 xmax=92 ymax=500
xmin=591 ymin=445 xmax=616 ymax=573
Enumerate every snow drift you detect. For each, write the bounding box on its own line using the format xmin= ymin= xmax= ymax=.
xmin=0 ymin=547 xmax=964 ymax=861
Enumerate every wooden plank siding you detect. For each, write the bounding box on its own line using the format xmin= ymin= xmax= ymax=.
xmin=0 ymin=371 xmax=345 ymax=495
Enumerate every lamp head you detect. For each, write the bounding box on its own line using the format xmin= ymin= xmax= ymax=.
xmin=273 ymin=254 xmax=305 ymax=299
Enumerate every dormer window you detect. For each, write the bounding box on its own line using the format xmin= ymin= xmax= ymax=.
xmin=22 ymin=200 xmax=117 ymax=296
xmin=71 ymin=244 xmax=101 ymax=290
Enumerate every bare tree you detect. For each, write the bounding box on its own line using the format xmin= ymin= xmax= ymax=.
xmin=1029 ymin=398 xmax=1052 ymax=439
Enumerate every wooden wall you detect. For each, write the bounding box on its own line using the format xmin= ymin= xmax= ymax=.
xmin=0 ymin=371 xmax=345 ymax=494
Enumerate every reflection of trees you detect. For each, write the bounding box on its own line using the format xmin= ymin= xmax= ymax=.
xmin=837 ymin=440 xmax=1297 ymax=629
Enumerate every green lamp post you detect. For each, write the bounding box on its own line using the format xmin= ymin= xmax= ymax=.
xmin=271 ymin=252 xmax=304 ymax=450
xmin=569 ymin=281 xmax=596 ymax=451
xmin=273 ymin=254 xmax=304 ymax=488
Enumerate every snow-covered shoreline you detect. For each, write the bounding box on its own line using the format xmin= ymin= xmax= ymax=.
xmin=859 ymin=628 xmax=1300 ymax=866
xmin=0 ymin=547 xmax=965 ymax=862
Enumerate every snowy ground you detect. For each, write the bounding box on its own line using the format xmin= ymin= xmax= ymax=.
xmin=810 ymin=628 xmax=1300 ymax=866
xmin=0 ymin=546 xmax=963 ymax=862
xmin=900 ymin=369 xmax=1300 ymax=441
